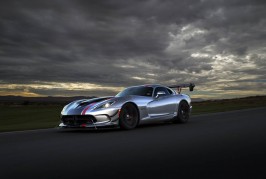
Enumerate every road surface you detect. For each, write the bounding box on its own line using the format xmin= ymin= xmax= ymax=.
xmin=1 ymin=107 xmax=266 ymax=178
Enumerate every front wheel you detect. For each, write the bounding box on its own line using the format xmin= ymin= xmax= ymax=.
xmin=173 ymin=101 xmax=190 ymax=123
xmin=119 ymin=103 xmax=139 ymax=130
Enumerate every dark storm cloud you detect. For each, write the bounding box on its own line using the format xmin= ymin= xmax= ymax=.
xmin=0 ymin=0 xmax=265 ymax=97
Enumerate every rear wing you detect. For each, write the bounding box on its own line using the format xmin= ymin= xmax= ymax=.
xmin=168 ymin=83 xmax=195 ymax=94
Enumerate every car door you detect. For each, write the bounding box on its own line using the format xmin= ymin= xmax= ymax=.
xmin=147 ymin=87 xmax=176 ymax=118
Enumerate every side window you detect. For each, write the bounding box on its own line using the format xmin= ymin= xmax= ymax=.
xmin=144 ymin=87 xmax=153 ymax=97
xmin=166 ymin=88 xmax=173 ymax=95
xmin=154 ymin=87 xmax=170 ymax=97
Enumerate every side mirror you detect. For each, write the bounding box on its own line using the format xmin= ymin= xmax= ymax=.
xmin=156 ymin=91 xmax=166 ymax=98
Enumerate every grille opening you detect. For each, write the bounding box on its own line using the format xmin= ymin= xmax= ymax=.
xmin=61 ymin=115 xmax=97 ymax=126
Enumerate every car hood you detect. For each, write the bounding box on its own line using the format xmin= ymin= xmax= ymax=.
xmin=61 ymin=96 xmax=115 ymax=115
xmin=61 ymin=95 xmax=147 ymax=115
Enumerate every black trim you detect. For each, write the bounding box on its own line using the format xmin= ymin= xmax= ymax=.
xmin=61 ymin=115 xmax=96 ymax=126
xmin=168 ymin=83 xmax=195 ymax=92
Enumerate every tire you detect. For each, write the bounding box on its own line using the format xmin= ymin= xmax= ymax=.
xmin=119 ymin=103 xmax=139 ymax=130
xmin=173 ymin=101 xmax=190 ymax=123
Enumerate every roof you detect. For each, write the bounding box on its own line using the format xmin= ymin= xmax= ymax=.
xmin=138 ymin=84 xmax=167 ymax=88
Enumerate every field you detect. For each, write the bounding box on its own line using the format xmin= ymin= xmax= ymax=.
xmin=192 ymin=96 xmax=266 ymax=115
xmin=0 ymin=96 xmax=266 ymax=132
xmin=0 ymin=105 xmax=63 ymax=132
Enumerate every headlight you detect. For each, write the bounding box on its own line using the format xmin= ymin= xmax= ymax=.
xmin=96 ymin=101 xmax=115 ymax=109
xmin=103 ymin=102 xmax=112 ymax=108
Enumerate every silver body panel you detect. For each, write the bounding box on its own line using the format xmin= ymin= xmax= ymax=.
xmin=59 ymin=84 xmax=192 ymax=129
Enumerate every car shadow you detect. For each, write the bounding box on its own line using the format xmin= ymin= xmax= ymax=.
xmin=55 ymin=121 xmax=183 ymax=133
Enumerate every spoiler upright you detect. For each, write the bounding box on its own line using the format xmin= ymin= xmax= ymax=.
xmin=168 ymin=83 xmax=195 ymax=94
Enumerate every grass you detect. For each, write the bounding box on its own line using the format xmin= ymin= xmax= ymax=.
xmin=192 ymin=96 xmax=266 ymax=115
xmin=0 ymin=105 xmax=63 ymax=132
xmin=0 ymin=96 xmax=266 ymax=132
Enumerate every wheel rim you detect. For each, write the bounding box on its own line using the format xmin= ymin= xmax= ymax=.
xmin=180 ymin=103 xmax=189 ymax=120
xmin=122 ymin=105 xmax=138 ymax=127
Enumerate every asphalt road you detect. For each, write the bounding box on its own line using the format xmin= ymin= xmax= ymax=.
xmin=1 ymin=107 xmax=266 ymax=179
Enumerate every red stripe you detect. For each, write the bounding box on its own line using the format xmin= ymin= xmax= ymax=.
xmin=117 ymin=109 xmax=121 ymax=118
xmin=81 ymin=124 xmax=86 ymax=127
xmin=81 ymin=103 xmax=96 ymax=115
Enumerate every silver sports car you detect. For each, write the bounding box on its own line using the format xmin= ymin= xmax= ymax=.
xmin=59 ymin=83 xmax=195 ymax=130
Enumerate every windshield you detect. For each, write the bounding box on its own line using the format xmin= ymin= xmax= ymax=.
xmin=116 ymin=86 xmax=153 ymax=97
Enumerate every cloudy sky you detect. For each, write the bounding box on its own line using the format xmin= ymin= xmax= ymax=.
xmin=0 ymin=0 xmax=265 ymax=99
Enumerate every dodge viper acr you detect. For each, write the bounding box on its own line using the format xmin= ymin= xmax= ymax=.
xmin=59 ymin=83 xmax=195 ymax=130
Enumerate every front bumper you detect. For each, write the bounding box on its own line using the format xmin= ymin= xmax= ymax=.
xmin=58 ymin=121 xmax=119 ymax=129
xmin=59 ymin=108 xmax=120 ymax=129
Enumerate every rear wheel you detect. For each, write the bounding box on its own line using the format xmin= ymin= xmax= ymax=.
xmin=119 ymin=103 xmax=139 ymax=130
xmin=174 ymin=101 xmax=190 ymax=123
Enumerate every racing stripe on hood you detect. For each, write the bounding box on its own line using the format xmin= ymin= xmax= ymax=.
xmin=81 ymin=102 xmax=96 ymax=115
xmin=81 ymin=97 xmax=113 ymax=115
xmin=77 ymin=97 xmax=112 ymax=107
xmin=80 ymin=97 xmax=115 ymax=115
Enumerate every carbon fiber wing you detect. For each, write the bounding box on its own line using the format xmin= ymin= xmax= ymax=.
xmin=168 ymin=83 xmax=195 ymax=92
